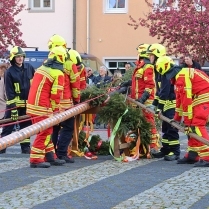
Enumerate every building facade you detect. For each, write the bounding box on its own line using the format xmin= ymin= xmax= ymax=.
xmin=75 ymin=0 xmax=159 ymax=73
xmin=17 ymin=0 xmax=73 ymax=51
xmin=17 ymin=0 xmax=164 ymax=72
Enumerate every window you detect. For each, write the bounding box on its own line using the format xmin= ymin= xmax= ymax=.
xmin=29 ymin=0 xmax=55 ymax=12
xmin=106 ymin=60 xmax=135 ymax=74
xmin=194 ymin=0 xmax=206 ymax=12
xmin=104 ymin=0 xmax=128 ymax=14
xmin=153 ymin=0 xmax=178 ymax=11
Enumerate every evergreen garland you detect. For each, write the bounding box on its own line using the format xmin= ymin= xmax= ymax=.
xmin=122 ymin=68 xmax=134 ymax=81
xmin=80 ymin=85 xmax=108 ymax=107
xmin=97 ymin=93 xmax=152 ymax=147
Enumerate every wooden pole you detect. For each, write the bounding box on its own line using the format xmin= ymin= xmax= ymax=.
xmin=0 ymin=103 xmax=91 ymax=151
xmin=0 ymin=115 xmax=30 ymax=125
xmin=126 ymin=96 xmax=209 ymax=146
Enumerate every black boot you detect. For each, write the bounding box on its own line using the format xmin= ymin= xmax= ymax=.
xmin=58 ymin=156 xmax=75 ymax=163
xmin=152 ymin=151 xmax=165 ymax=158
xmin=21 ymin=146 xmax=30 ymax=154
xmin=45 ymin=152 xmax=65 ymax=166
xmin=30 ymin=162 xmax=51 ymax=168
xmin=177 ymin=157 xmax=196 ymax=164
xmin=164 ymin=152 xmax=180 ymax=161
xmin=177 ymin=151 xmax=199 ymax=164
xmin=194 ymin=159 xmax=209 ymax=167
xmin=0 ymin=149 xmax=6 ymax=154
xmin=21 ymin=143 xmax=31 ymax=154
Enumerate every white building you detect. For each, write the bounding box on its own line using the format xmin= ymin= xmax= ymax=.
xmin=17 ymin=0 xmax=73 ymax=50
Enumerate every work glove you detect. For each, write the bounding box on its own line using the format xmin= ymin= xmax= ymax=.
xmin=120 ymin=80 xmax=132 ymax=88
xmin=11 ymin=109 xmax=18 ymax=121
xmin=136 ymin=91 xmax=150 ymax=104
xmin=184 ymin=126 xmax=196 ymax=135
xmin=154 ymin=109 xmax=161 ymax=119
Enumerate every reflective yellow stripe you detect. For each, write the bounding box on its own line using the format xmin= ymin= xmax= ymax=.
xmin=35 ymin=77 xmax=46 ymax=106
xmin=30 ymin=154 xmax=45 ymax=159
xmin=31 ymin=147 xmax=45 ymax=153
xmin=27 ymin=104 xmax=52 ymax=112
xmin=194 ymin=70 xmax=209 ymax=83
xmin=161 ymin=138 xmax=169 ymax=144
xmin=164 ymin=101 xmax=176 ymax=112
xmin=72 ymin=88 xmax=80 ymax=99
xmin=158 ymin=99 xmax=166 ymax=105
xmin=6 ymin=97 xmax=26 ymax=106
xmin=169 ymin=140 xmax=180 ymax=145
xmin=199 ymin=152 xmax=209 ymax=157
xmin=135 ymin=78 xmax=139 ymax=99
xmin=154 ymin=95 xmax=159 ymax=100
xmin=20 ymin=138 xmax=30 ymax=143
xmin=6 ymin=98 xmax=17 ymax=105
xmin=14 ymin=83 xmax=21 ymax=93
xmin=195 ymin=127 xmax=202 ymax=136
xmin=188 ymin=145 xmax=209 ymax=152
xmin=44 ymin=135 xmax=51 ymax=146
xmin=175 ymin=107 xmax=183 ymax=116
xmin=193 ymin=93 xmax=209 ymax=107
xmin=38 ymin=68 xmax=54 ymax=82
xmin=184 ymin=70 xmax=193 ymax=119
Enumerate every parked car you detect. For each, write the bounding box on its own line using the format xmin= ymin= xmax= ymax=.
xmin=24 ymin=50 xmax=112 ymax=76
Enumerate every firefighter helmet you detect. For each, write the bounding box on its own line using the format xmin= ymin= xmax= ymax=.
xmin=48 ymin=34 xmax=67 ymax=51
xmin=155 ymin=56 xmax=175 ymax=75
xmin=9 ymin=46 xmax=26 ymax=61
xmin=147 ymin=43 xmax=166 ymax=58
xmin=68 ymin=49 xmax=82 ymax=65
xmin=136 ymin=44 xmax=150 ymax=59
xmin=48 ymin=46 xmax=67 ymax=64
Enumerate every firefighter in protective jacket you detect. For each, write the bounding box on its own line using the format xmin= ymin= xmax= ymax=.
xmin=49 ymin=35 xmax=81 ymax=163
xmin=68 ymin=49 xmax=87 ymax=90
xmin=147 ymin=44 xmax=180 ymax=161
xmin=27 ymin=46 xmax=67 ymax=168
xmin=122 ymin=44 xmax=160 ymax=152
xmin=156 ymin=56 xmax=209 ymax=167
xmin=0 ymin=46 xmax=35 ymax=154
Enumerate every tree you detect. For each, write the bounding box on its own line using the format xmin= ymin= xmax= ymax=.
xmin=128 ymin=0 xmax=209 ymax=64
xmin=0 ymin=0 xmax=26 ymax=56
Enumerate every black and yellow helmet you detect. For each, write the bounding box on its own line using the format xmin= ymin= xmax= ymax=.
xmin=68 ymin=49 xmax=82 ymax=65
xmin=9 ymin=46 xmax=26 ymax=61
xmin=48 ymin=34 xmax=67 ymax=51
xmin=48 ymin=46 xmax=68 ymax=64
xmin=147 ymin=43 xmax=166 ymax=58
xmin=136 ymin=44 xmax=150 ymax=59
xmin=155 ymin=56 xmax=175 ymax=75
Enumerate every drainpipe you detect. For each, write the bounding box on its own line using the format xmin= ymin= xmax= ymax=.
xmin=87 ymin=0 xmax=90 ymax=53
xmin=73 ymin=0 xmax=76 ymax=49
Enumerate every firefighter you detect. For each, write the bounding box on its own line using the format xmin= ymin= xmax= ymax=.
xmin=27 ymin=46 xmax=67 ymax=168
xmin=156 ymin=56 xmax=209 ymax=167
xmin=147 ymin=43 xmax=180 ymax=161
xmin=48 ymin=35 xmax=80 ymax=163
xmin=68 ymin=49 xmax=87 ymax=90
xmin=0 ymin=46 xmax=35 ymax=154
xmin=122 ymin=44 xmax=160 ymax=153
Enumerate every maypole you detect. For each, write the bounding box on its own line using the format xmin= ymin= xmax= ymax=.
xmin=0 ymin=103 xmax=91 ymax=151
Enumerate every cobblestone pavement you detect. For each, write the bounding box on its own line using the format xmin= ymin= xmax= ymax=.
xmin=0 ymin=130 xmax=209 ymax=209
